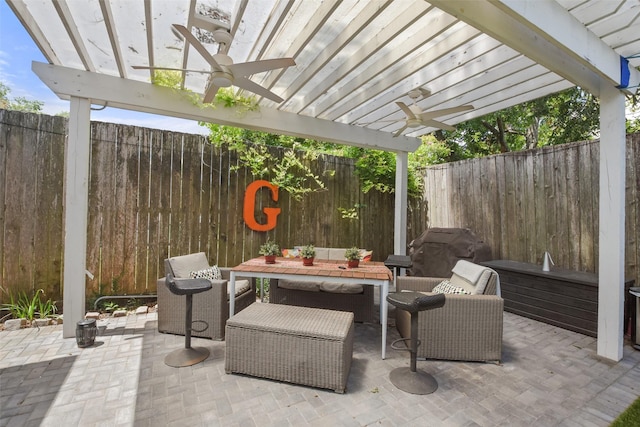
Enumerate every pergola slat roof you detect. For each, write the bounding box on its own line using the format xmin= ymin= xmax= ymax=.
xmin=9 ymin=0 xmax=640 ymax=143
xmin=6 ymin=0 xmax=640 ymax=362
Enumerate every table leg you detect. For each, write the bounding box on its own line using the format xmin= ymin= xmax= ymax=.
xmin=381 ymin=281 xmax=389 ymax=359
xmin=229 ymin=271 xmax=236 ymax=316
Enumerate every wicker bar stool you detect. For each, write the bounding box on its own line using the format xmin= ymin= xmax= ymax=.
xmin=163 ymin=271 xmax=212 ymax=367
xmin=387 ymin=291 xmax=445 ymax=394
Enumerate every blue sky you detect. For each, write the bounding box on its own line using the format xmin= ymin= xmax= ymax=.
xmin=0 ymin=2 xmax=207 ymax=135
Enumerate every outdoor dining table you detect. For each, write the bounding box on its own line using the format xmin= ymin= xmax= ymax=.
xmin=230 ymin=257 xmax=393 ymax=359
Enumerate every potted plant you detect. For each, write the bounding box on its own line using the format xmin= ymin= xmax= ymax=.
xmin=259 ymin=240 xmax=280 ymax=264
xmin=345 ymin=247 xmax=361 ymax=268
xmin=300 ymin=244 xmax=316 ymax=266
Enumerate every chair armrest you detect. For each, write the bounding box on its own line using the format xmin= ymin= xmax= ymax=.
xmin=417 ymin=292 xmax=504 ymax=339
xmin=397 ymin=276 xmax=447 ymax=292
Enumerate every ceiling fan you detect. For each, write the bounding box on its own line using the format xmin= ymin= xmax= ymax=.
xmin=133 ymin=24 xmax=295 ymax=104
xmin=367 ymin=89 xmax=474 ymax=137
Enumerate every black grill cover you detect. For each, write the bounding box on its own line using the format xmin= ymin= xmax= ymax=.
xmin=408 ymin=228 xmax=492 ymax=277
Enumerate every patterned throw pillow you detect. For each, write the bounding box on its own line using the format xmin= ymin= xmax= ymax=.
xmin=189 ymin=265 xmax=222 ymax=281
xmin=432 ymin=279 xmax=472 ymax=295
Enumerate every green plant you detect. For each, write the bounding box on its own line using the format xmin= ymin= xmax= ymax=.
xmin=36 ymin=294 xmax=57 ymax=319
xmin=344 ymin=247 xmax=361 ymax=261
xmin=338 ymin=204 xmax=365 ymax=220
xmin=300 ymin=244 xmax=316 ymax=259
xmin=1 ymin=289 xmax=56 ymax=321
xmin=258 ymin=240 xmax=281 ymax=256
xmin=103 ymin=301 xmax=120 ymax=312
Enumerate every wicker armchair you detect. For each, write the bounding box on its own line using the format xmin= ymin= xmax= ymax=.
xmin=395 ymin=260 xmax=503 ymax=362
xmin=157 ymin=252 xmax=256 ymax=340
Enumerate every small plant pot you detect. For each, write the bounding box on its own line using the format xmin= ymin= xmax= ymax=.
xmin=347 ymin=259 xmax=359 ymax=268
xmin=302 ymin=257 xmax=314 ymax=266
xmin=264 ymin=255 xmax=276 ymax=264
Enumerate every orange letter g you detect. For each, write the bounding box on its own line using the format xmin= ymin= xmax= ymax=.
xmin=243 ymin=180 xmax=281 ymax=231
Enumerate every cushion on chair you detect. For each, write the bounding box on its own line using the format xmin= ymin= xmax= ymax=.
xmin=228 ymin=279 xmax=251 ymax=297
xmin=189 ymin=265 xmax=222 ymax=280
xmin=450 ymin=260 xmax=493 ymax=294
xmin=168 ymin=252 xmax=210 ymax=278
xmin=449 ymin=274 xmax=477 ymax=294
xmin=319 ymin=282 xmax=364 ymax=294
xmin=278 ymin=279 xmax=321 ymax=292
xmin=473 ymin=270 xmax=493 ymax=295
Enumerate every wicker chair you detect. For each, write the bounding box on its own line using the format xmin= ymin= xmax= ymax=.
xmin=395 ymin=260 xmax=503 ymax=363
xmin=157 ymin=252 xmax=256 ymax=340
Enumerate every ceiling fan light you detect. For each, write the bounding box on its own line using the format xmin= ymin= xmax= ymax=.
xmin=211 ymin=71 xmax=233 ymax=87
xmin=406 ymin=118 xmax=421 ymax=128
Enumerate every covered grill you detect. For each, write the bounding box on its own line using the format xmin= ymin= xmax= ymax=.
xmin=408 ymin=228 xmax=492 ymax=277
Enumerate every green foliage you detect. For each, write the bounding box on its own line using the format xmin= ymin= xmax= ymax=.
xmin=611 ymin=396 xmax=640 ymax=427
xmin=36 ymin=294 xmax=58 ymax=319
xmin=204 ymin=124 xmax=327 ymax=200
xmin=410 ymin=135 xmax=453 ymax=166
xmin=342 ymin=147 xmax=423 ymax=198
xmin=102 ymin=301 xmax=120 ymax=312
xmin=2 ymin=289 xmax=57 ymax=320
xmin=149 ymin=71 xmax=258 ymax=112
xmin=204 ymin=122 xmax=427 ymax=200
xmin=256 ymin=278 xmax=270 ymax=301
xmin=212 ymin=88 xmax=259 ymax=112
xmin=436 ymin=87 xmax=601 ymax=161
xmin=271 ymin=150 xmax=325 ymax=200
xmin=338 ymin=204 xmax=364 ymax=220
xmin=0 ymin=82 xmax=44 ymax=113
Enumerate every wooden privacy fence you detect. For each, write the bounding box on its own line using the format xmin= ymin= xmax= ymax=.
xmin=421 ymin=133 xmax=640 ymax=289
xmin=0 ymin=110 xmax=428 ymax=306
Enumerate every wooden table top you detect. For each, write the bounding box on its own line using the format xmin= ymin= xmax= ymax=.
xmin=233 ymin=257 xmax=393 ymax=281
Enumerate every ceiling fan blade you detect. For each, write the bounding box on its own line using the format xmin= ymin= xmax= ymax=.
xmin=172 ymin=24 xmax=223 ymax=71
xmin=234 ymin=77 xmax=284 ymax=103
xmin=421 ymin=119 xmax=456 ymax=131
xmin=393 ymin=124 xmax=409 ymax=137
xmin=418 ymin=105 xmax=474 ymax=120
xmin=132 ymin=65 xmax=212 ymax=74
xmin=228 ymin=58 xmax=295 ymax=77
xmin=202 ymin=83 xmax=221 ymax=104
xmin=396 ymin=102 xmax=417 ymax=120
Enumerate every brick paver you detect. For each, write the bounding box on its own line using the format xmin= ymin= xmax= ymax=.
xmin=1 ymin=306 xmax=639 ymax=426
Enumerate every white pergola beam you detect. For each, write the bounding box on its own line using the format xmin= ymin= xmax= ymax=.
xmin=429 ymin=0 xmax=640 ymax=96
xmin=32 ymin=62 xmax=420 ymax=153
xmin=62 ymin=97 xmax=91 ymax=338
xmin=394 ymin=151 xmax=409 ymax=256
xmin=597 ymin=85 xmax=626 ymax=361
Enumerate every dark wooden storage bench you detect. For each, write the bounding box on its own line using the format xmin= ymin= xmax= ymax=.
xmin=482 ymin=260 xmax=634 ymax=337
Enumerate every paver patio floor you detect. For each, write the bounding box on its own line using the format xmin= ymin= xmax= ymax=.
xmin=1 ymin=303 xmax=639 ymax=426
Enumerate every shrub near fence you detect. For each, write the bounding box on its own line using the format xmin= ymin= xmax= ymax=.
xmin=0 ymin=110 xmax=428 ymax=307
xmin=421 ymin=133 xmax=640 ymax=290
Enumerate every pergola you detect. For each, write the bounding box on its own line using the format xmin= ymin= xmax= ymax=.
xmin=7 ymin=0 xmax=640 ymax=361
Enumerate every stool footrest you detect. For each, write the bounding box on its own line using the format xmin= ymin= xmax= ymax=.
xmin=390 ymin=337 xmax=421 ymax=351
xmin=191 ymin=320 xmax=209 ymax=333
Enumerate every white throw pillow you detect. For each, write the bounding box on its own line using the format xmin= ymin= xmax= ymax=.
xmin=432 ymin=279 xmax=472 ymax=295
xmin=189 ymin=265 xmax=222 ymax=281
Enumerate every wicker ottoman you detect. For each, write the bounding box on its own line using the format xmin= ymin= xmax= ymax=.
xmin=225 ymin=303 xmax=354 ymax=393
